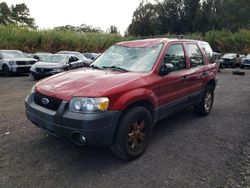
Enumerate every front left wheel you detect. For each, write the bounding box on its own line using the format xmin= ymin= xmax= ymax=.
xmin=111 ymin=106 xmax=152 ymax=161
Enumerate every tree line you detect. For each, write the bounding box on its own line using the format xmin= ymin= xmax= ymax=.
xmin=127 ymin=0 xmax=250 ymax=36
xmin=0 ymin=2 xmax=35 ymax=28
xmin=0 ymin=2 xmax=119 ymax=34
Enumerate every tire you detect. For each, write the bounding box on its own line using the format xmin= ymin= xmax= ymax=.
xmin=194 ymin=85 xmax=214 ymax=116
xmin=32 ymin=75 xmax=40 ymax=80
xmin=111 ymin=106 xmax=152 ymax=161
xmin=240 ymin=65 xmax=244 ymax=69
xmin=3 ymin=65 xmax=11 ymax=77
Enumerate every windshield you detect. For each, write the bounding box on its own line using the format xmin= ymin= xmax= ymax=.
xmin=1 ymin=51 xmax=27 ymax=58
xmin=43 ymin=54 xmax=68 ymax=63
xmin=222 ymin=53 xmax=236 ymax=58
xmin=92 ymin=43 xmax=163 ymax=73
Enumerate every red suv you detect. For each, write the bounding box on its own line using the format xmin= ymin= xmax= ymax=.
xmin=25 ymin=38 xmax=218 ymax=160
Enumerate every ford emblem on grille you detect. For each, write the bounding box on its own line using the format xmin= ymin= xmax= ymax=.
xmin=41 ymin=98 xmax=49 ymax=105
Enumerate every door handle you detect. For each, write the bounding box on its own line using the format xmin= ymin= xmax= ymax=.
xmin=200 ymin=71 xmax=208 ymax=78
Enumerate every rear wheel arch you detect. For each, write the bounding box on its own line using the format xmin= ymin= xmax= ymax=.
xmin=206 ymin=79 xmax=216 ymax=90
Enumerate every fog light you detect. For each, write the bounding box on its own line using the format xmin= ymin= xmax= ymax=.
xmin=79 ymin=135 xmax=86 ymax=143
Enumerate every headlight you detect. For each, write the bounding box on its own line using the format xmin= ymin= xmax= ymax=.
xmin=9 ymin=61 xmax=16 ymax=66
xmin=30 ymin=85 xmax=36 ymax=93
xmin=69 ymin=97 xmax=109 ymax=113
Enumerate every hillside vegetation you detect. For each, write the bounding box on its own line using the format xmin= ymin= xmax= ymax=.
xmin=0 ymin=25 xmax=249 ymax=54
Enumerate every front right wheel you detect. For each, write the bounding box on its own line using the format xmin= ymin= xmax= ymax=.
xmin=3 ymin=65 xmax=11 ymax=77
xmin=111 ymin=106 xmax=152 ymax=161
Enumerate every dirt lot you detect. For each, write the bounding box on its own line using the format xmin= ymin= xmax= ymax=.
xmin=0 ymin=69 xmax=250 ymax=188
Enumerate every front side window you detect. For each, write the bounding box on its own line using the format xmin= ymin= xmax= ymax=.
xmin=92 ymin=43 xmax=163 ymax=73
xmin=164 ymin=44 xmax=186 ymax=72
xmin=186 ymin=44 xmax=204 ymax=67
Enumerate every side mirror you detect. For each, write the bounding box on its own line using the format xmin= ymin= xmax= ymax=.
xmin=159 ymin=63 xmax=174 ymax=76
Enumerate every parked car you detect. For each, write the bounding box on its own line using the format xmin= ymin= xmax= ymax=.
xmin=25 ymin=38 xmax=218 ymax=160
xmin=0 ymin=50 xmax=37 ymax=77
xmin=57 ymin=51 xmax=92 ymax=66
xmin=213 ymin=52 xmax=224 ymax=71
xmin=222 ymin=53 xmax=241 ymax=68
xmin=33 ymin=52 xmax=52 ymax=61
xmin=30 ymin=54 xmax=83 ymax=80
xmin=82 ymin=52 xmax=101 ymax=60
xmin=240 ymin=54 xmax=250 ymax=69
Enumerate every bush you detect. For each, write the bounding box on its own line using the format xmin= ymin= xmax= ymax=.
xmin=0 ymin=25 xmax=249 ymax=54
xmin=0 ymin=25 xmax=130 ymax=53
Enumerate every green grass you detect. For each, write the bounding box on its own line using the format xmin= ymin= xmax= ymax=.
xmin=0 ymin=25 xmax=249 ymax=54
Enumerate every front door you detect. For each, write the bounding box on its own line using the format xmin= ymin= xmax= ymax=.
xmin=156 ymin=43 xmax=190 ymax=119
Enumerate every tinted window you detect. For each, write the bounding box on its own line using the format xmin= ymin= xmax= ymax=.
xmin=69 ymin=56 xmax=77 ymax=63
xmin=164 ymin=44 xmax=186 ymax=72
xmin=186 ymin=44 xmax=204 ymax=67
xmin=200 ymin=43 xmax=213 ymax=63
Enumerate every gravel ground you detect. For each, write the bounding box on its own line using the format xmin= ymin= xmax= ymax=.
xmin=0 ymin=69 xmax=250 ymax=188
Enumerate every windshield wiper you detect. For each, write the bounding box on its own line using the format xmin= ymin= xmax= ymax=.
xmin=90 ymin=64 xmax=103 ymax=70
xmin=102 ymin=66 xmax=129 ymax=72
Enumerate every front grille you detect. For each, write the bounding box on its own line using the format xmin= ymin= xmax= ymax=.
xmin=34 ymin=92 xmax=62 ymax=111
xmin=16 ymin=67 xmax=30 ymax=73
xmin=36 ymin=68 xmax=53 ymax=73
xmin=16 ymin=61 xmax=36 ymax=65
xmin=244 ymin=60 xmax=250 ymax=64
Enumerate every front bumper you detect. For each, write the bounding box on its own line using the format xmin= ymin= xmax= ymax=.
xmin=25 ymin=93 xmax=121 ymax=147
xmin=10 ymin=65 xmax=31 ymax=73
xmin=30 ymin=70 xmax=62 ymax=79
xmin=241 ymin=62 xmax=250 ymax=67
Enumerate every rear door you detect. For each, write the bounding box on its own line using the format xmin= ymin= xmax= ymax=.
xmin=156 ymin=43 xmax=190 ymax=119
xmin=184 ymin=43 xmax=207 ymax=97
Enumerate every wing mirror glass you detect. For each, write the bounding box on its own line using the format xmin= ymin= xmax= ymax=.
xmin=159 ymin=63 xmax=174 ymax=76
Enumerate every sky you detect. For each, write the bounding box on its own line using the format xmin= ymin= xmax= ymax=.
xmin=3 ymin=0 xmax=156 ymax=34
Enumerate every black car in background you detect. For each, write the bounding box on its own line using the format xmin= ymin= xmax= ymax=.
xmin=240 ymin=54 xmax=250 ymax=69
xmin=0 ymin=50 xmax=37 ymax=76
xmin=30 ymin=54 xmax=83 ymax=80
xmin=221 ymin=53 xmax=237 ymax=68
xmin=33 ymin=52 xmax=52 ymax=61
xmin=82 ymin=52 xmax=101 ymax=60
xmin=57 ymin=51 xmax=92 ymax=66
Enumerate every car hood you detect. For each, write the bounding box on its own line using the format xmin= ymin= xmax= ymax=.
xmin=4 ymin=58 xmax=36 ymax=62
xmin=32 ymin=61 xmax=64 ymax=68
xmin=36 ymin=68 xmax=143 ymax=101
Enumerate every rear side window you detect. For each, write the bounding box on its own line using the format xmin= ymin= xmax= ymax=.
xmin=164 ymin=44 xmax=186 ymax=72
xmin=186 ymin=44 xmax=204 ymax=67
xmin=200 ymin=43 xmax=213 ymax=63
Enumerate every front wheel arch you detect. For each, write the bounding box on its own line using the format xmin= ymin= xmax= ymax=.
xmin=111 ymin=106 xmax=153 ymax=160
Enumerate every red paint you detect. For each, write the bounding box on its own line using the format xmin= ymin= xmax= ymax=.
xmin=35 ymin=38 xmax=217 ymax=111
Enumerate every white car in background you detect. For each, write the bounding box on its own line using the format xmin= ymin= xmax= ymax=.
xmin=0 ymin=50 xmax=37 ymax=77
